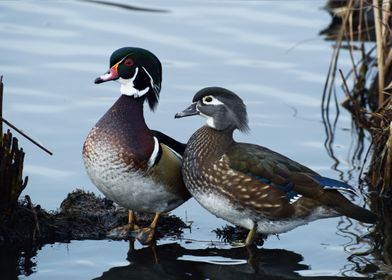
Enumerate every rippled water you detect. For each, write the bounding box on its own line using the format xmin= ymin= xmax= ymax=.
xmin=1 ymin=0 xmax=376 ymax=279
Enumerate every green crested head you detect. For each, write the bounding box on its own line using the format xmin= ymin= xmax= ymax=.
xmin=95 ymin=47 xmax=162 ymax=111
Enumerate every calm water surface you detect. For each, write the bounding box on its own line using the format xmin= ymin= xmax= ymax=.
xmin=0 ymin=0 xmax=376 ymax=279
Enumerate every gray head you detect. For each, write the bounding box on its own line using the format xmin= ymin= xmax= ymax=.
xmin=175 ymin=87 xmax=249 ymax=132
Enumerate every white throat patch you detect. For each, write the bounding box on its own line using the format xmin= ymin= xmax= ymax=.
xmin=205 ymin=116 xmax=216 ymax=129
xmin=198 ymin=109 xmax=216 ymax=129
xmin=119 ymin=67 xmax=150 ymax=97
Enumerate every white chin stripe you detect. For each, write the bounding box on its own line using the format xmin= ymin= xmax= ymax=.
xmin=119 ymin=67 xmax=150 ymax=97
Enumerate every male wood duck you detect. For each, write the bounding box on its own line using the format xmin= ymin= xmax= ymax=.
xmin=83 ymin=47 xmax=190 ymax=244
xmin=175 ymin=87 xmax=377 ymax=246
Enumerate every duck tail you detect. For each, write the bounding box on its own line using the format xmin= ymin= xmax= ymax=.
xmin=319 ymin=190 xmax=378 ymax=224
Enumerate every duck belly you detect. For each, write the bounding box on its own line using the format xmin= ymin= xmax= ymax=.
xmin=83 ymin=155 xmax=184 ymax=213
xmin=194 ymin=190 xmax=327 ymax=234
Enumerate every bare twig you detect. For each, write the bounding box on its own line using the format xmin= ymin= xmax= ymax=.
xmin=1 ymin=118 xmax=53 ymax=155
xmin=25 ymin=195 xmax=41 ymax=242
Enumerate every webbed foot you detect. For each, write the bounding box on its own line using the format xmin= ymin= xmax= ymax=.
xmin=135 ymin=212 xmax=160 ymax=245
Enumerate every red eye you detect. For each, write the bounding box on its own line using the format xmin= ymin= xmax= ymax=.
xmin=124 ymin=58 xmax=134 ymax=67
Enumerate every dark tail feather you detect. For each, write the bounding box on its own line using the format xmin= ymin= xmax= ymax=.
xmin=320 ymin=190 xmax=378 ymax=224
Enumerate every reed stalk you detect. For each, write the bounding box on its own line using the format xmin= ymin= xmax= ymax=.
xmin=383 ymin=121 xmax=392 ymax=192
xmin=373 ymin=0 xmax=385 ymax=107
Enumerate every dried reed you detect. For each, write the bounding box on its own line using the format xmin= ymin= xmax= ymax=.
xmin=324 ymin=0 xmax=392 ymax=192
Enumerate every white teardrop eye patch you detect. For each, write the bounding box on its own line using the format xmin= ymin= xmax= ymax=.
xmin=202 ymin=95 xmax=224 ymax=105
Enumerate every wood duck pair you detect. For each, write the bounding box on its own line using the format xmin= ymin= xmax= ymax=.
xmin=83 ymin=47 xmax=190 ymax=244
xmin=83 ymin=47 xmax=376 ymax=246
xmin=175 ymin=87 xmax=377 ymax=246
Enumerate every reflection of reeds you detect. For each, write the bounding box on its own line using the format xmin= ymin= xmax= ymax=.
xmin=322 ymin=0 xmax=392 ymax=275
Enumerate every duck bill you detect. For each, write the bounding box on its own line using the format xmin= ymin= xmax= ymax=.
xmin=94 ymin=64 xmax=119 ymax=84
xmin=175 ymin=103 xmax=199 ymax=118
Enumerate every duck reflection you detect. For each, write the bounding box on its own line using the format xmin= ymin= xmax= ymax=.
xmin=93 ymin=242 xmax=369 ymax=280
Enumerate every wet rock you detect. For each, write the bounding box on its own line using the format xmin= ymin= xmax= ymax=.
xmin=0 ymin=189 xmax=188 ymax=246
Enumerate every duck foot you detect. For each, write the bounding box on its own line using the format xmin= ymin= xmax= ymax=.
xmin=107 ymin=223 xmax=137 ymax=239
xmin=135 ymin=213 xmax=160 ymax=245
xmin=107 ymin=210 xmax=138 ymax=239
xmin=134 ymin=226 xmax=156 ymax=245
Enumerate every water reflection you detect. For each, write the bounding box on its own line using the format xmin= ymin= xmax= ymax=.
xmin=80 ymin=0 xmax=170 ymax=13
xmin=93 ymin=242 xmax=369 ymax=280
xmin=0 ymin=245 xmax=37 ymax=279
xmin=1 ymin=0 xmax=383 ymax=278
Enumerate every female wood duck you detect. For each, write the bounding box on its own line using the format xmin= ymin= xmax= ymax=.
xmin=175 ymin=87 xmax=377 ymax=246
xmin=83 ymin=47 xmax=190 ymax=244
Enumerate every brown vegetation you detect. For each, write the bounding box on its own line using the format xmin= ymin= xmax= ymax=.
xmin=322 ymin=0 xmax=392 ymax=193
xmin=322 ymin=0 xmax=392 ymax=276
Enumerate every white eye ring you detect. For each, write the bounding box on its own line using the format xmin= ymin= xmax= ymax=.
xmin=202 ymin=95 xmax=223 ymax=105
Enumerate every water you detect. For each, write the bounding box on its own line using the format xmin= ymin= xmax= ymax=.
xmin=0 ymin=0 xmax=377 ymax=279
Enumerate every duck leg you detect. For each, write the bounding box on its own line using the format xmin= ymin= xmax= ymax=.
xmin=232 ymin=223 xmax=257 ymax=247
xmin=135 ymin=212 xmax=160 ymax=245
xmin=245 ymin=224 xmax=256 ymax=246
xmin=128 ymin=210 xmax=139 ymax=230
xmin=108 ymin=210 xmax=138 ymax=239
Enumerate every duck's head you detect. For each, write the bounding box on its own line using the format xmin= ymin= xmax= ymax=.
xmin=175 ymin=87 xmax=249 ymax=132
xmin=95 ymin=47 xmax=162 ymax=110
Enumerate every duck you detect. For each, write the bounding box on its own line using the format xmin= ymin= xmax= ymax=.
xmin=175 ymin=87 xmax=377 ymax=246
xmin=83 ymin=47 xmax=190 ymax=244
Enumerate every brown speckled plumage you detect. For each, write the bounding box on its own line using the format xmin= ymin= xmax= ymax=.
xmin=178 ymin=87 xmax=377 ymax=237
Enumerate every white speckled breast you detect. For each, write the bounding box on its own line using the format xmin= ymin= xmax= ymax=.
xmin=83 ymin=126 xmax=183 ymax=213
xmin=82 ymin=95 xmax=188 ymax=213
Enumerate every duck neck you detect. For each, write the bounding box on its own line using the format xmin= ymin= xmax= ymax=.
xmin=114 ymin=95 xmax=148 ymax=131
xmin=104 ymin=95 xmax=154 ymax=161
xmin=188 ymin=126 xmax=234 ymax=161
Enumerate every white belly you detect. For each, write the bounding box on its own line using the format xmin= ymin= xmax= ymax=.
xmin=83 ymin=154 xmax=183 ymax=213
xmin=195 ymin=191 xmax=313 ymax=234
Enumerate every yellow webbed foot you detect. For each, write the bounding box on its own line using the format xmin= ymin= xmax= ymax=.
xmin=108 ymin=210 xmax=139 ymax=239
xmin=135 ymin=213 xmax=160 ymax=245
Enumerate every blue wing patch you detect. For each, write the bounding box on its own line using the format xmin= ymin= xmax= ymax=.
xmin=313 ymin=175 xmax=357 ymax=195
xmin=252 ymin=175 xmax=301 ymax=204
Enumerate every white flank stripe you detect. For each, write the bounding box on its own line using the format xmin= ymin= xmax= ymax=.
xmin=148 ymin=136 xmax=160 ymax=167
